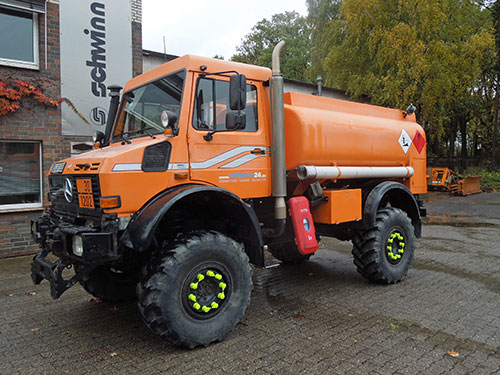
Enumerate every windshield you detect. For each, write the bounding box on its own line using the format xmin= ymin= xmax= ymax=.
xmin=113 ymin=70 xmax=186 ymax=141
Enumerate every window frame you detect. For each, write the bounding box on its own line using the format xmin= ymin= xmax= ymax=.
xmin=0 ymin=5 xmax=39 ymax=70
xmin=0 ymin=140 xmax=43 ymax=211
xmin=192 ymin=76 xmax=259 ymax=133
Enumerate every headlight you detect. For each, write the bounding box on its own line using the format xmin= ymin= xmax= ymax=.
xmin=73 ymin=235 xmax=83 ymax=256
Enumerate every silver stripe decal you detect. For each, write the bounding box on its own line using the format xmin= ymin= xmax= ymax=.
xmin=219 ymin=153 xmax=262 ymax=169
xmin=190 ymin=146 xmax=266 ymax=169
xmin=112 ymin=163 xmax=142 ymax=171
xmin=168 ymin=163 xmax=189 ymax=170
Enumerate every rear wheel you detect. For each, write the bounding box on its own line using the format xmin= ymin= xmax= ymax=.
xmin=137 ymin=231 xmax=252 ymax=348
xmin=352 ymin=207 xmax=415 ymax=283
xmin=79 ymin=265 xmax=139 ymax=302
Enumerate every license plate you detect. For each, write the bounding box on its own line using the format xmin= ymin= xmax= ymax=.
xmin=78 ymin=193 xmax=95 ymax=209
xmin=77 ymin=178 xmax=93 ymax=194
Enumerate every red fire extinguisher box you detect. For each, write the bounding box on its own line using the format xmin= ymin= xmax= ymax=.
xmin=288 ymin=196 xmax=319 ymax=255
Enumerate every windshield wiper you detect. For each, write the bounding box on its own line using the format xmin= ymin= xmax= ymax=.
xmin=125 ymin=108 xmax=165 ymax=132
xmin=139 ymin=128 xmax=156 ymax=139
xmin=120 ymin=133 xmax=132 ymax=144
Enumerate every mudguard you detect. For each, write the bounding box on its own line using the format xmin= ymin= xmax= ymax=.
xmin=123 ymin=184 xmax=265 ymax=266
xmin=363 ymin=181 xmax=422 ymax=238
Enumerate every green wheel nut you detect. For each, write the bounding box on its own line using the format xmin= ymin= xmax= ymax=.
xmin=399 ymin=249 xmax=404 ymax=254
xmin=219 ymin=282 xmax=227 ymax=291
xmin=396 ymin=254 xmax=401 ymax=259
xmin=387 ymin=246 xmax=392 ymax=251
xmin=193 ymin=303 xmax=201 ymax=310
xmin=218 ymin=292 xmax=225 ymax=300
xmin=215 ymin=273 xmax=222 ymax=280
xmin=206 ymin=270 xmax=215 ymax=277
xmin=388 ymin=238 xmax=394 ymax=243
xmin=188 ymin=294 xmax=197 ymax=302
xmin=202 ymin=306 xmax=211 ymax=313
xmin=400 ymin=242 xmax=405 ymax=247
xmin=197 ymin=274 xmax=204 ymax=282
xmin=211 ymin=302 xmax=219 ymax=309
xmin=190 ymin=282 xmax=198 ymax=290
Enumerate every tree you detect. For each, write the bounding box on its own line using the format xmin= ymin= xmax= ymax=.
xmin=306 ymin=0 xmax=343 ymax=81
xmin=231 ymin=11 xmax=312 ymax=81
xmin=320 ymin=0 xmax=496 ymax=158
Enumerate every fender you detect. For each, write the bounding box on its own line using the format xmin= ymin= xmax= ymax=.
xmin=123 ymin=184 xmax=265 ymax=266
xmin=363 ymin=181 xmax=422 ymax=238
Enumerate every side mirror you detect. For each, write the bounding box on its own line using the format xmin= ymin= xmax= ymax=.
xmin=404 ymin=103 xmax=416 ymax=118
xmin=161 ymin=110 xmax=179 ymax=135
xmin=226 ymin=111 xmax=246 ymax=130
xmin=93 ymin=131 xmax=105 ymax=147
xmin=229 ymin=74 xmax=247 ymax=110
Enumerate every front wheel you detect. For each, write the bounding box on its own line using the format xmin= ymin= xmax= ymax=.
xmin=352 ymin=207 xmax=415 ymax=284
xmin=137 ymin=231 xmax=253 ymax=348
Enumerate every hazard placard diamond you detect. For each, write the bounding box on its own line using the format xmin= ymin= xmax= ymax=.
xmin=413 ymin=130 xmax=426 ymax=153
xmin=398 ymin=129 xmax=412 ymax=154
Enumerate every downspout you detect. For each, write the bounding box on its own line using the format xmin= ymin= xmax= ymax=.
xmin=263 ymin=41 xmax=287 ymax=238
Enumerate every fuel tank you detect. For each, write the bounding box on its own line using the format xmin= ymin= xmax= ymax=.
xmin=283 ymin=92 xmax=427 ymax=194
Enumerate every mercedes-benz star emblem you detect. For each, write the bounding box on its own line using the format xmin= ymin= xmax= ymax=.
xmin=63 ymin=178 xmax=73 ymax=203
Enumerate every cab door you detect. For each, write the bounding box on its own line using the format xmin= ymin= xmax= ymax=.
xmin=188 ymin=75 xmax=271 ymax=199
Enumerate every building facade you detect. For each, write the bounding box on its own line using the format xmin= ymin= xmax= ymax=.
xmin=0 ymin=0 xmax=142 ymax=258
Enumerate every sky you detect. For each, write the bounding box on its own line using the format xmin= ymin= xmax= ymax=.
xmin=142 ymin=0 xmax=308 ymax=59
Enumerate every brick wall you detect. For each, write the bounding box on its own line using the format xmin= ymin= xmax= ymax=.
xmin=0 ymin=2 xmax=67 ymax=258
xmin=0 ymin=0 xmax=143 ymax=258
xmin=131 ymin=0 xmax=142 ymax=23
xmin=132 ymin=21 xmax=143 ymax=77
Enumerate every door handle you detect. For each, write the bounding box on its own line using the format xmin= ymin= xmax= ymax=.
xmin=251 ymin=149 xmax=266 ymax=155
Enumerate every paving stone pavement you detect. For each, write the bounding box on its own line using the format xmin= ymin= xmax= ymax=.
xmin=1 ymin=192 xmax=499 ymax=374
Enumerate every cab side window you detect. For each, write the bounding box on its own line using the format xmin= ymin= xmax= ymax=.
xmin=193 ymin=78 xmax=258 ymax=132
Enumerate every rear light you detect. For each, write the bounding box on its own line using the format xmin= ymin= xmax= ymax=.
xmin=100 ymin=196 xmax=121 ymax=209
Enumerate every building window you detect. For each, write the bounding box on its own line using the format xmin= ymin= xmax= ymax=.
xmin=0 ymin=5 xmax=39 ymax=69
xmin=0 ymin=141 xmax=42 ymax=210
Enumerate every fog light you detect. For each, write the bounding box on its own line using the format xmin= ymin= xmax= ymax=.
xmin=73 ymin=235 xmax=83 ymax=256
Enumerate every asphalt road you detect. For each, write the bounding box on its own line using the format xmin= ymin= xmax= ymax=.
xmin=0 ymin=192 xmax=499 ymax=374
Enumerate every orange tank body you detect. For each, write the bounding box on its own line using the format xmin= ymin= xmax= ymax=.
xmin=283 ymin=92 xmax=427 ymax=194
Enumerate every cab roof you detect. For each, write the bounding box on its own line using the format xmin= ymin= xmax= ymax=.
xmin=124 ymin=55 xmax=272 ymax=92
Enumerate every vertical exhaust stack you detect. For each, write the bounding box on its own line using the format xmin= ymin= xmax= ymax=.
xmin=271 ymin=41 xmax=287 ymax=222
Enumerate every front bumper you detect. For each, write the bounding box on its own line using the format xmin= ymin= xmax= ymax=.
xmin=30 ymin=214 xmax=120 ymax=299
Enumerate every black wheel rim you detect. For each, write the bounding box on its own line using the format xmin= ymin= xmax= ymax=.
xmin=181 ymin=262 xmax=231 ymax=320
xmin=384 ymin=228 xmax=406 ymax=265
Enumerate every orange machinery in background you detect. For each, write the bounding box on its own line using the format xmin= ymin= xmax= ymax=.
xmin=427 ymin=167 xmax=481 ymax=195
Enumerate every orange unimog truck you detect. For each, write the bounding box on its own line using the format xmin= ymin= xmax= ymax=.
xmin=31 ymin=42 xmax=427 ymax=348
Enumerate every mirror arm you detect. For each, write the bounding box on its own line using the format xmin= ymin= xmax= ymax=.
xmin=200 ymin=70 xmax=240 ymax=78
xmin=203 ymin=127 xmax=244 ymax=142
xmin=203 ymin=131 xmax=215 ymax=141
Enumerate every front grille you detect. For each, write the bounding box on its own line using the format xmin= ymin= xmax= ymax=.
xmin=73 ymin=162 xmax=101 ymax=172
xmin=49 ymin=174 xmax=102 ymax=220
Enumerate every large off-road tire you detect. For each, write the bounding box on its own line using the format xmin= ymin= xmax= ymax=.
xmin=352 ymin=207 xmax=415 ymax=284
xmin=79 ymin=265 xmax=139 ymax=302
xmin=268 ymin=222 xmax=313 ymax=264
xmin=137 ymin=231 xmax=253 ymax=348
